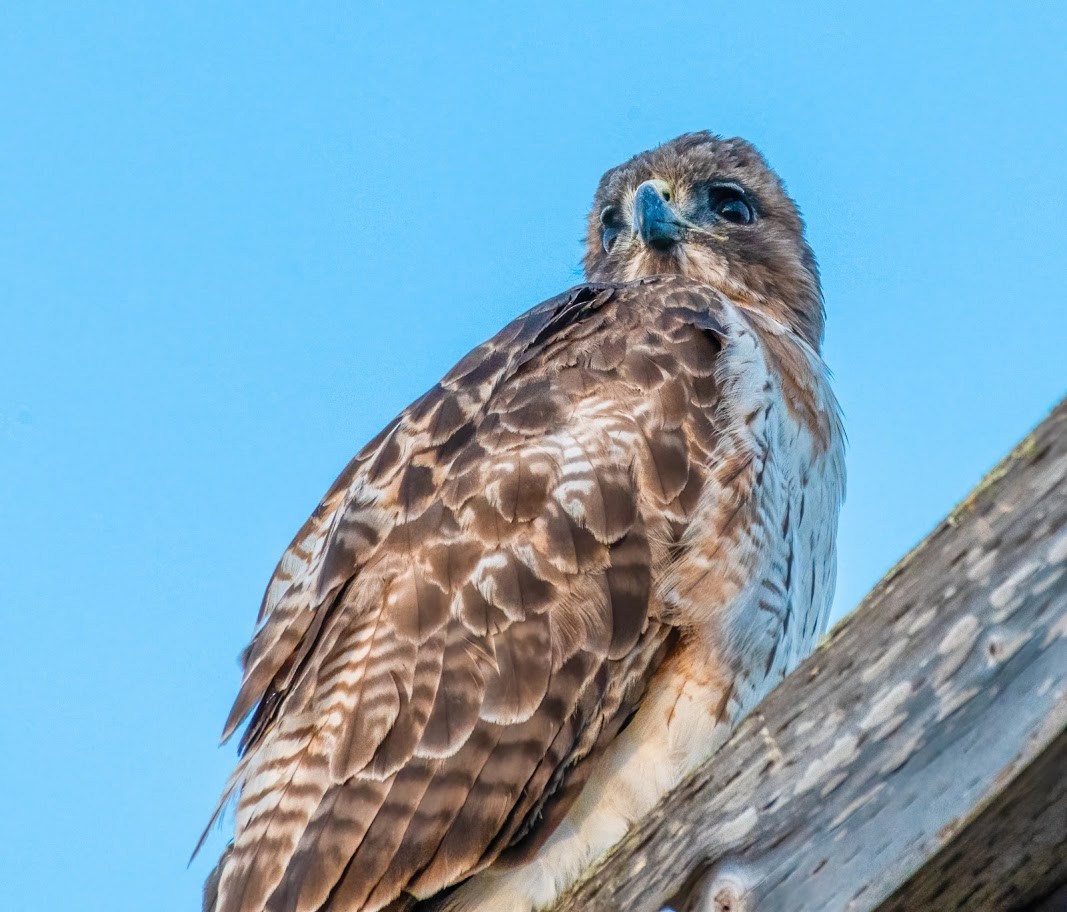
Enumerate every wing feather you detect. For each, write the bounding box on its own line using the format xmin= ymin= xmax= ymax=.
xmin=206 ymin=277 xmax=728 ymax=912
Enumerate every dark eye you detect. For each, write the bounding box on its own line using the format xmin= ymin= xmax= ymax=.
xmin=708 ymin=184 xmax=755 ymax=225
xmin=600 ymin=205 xmax=624 ymax=252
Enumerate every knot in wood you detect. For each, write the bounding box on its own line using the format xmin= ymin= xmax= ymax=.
xmin=688 ymin=864 xmax=753 ymax=912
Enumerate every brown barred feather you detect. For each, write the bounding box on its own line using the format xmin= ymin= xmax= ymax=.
xmin=203 ymin=274 xmax=828 ymax=912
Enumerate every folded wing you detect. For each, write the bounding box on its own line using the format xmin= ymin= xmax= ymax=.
xmin=206 ymin=279 xmax=726 ymax=912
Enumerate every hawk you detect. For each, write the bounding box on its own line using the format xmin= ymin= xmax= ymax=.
xmin=202 ymin=132 xmax=845 ymax=912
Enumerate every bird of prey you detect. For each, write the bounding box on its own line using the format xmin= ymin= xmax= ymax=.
xmin=202 ymin=131 xmax=845 ymax=912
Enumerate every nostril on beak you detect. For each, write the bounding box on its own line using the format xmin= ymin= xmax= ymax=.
xmin=637 ymin=179 xmax=672 ymax=202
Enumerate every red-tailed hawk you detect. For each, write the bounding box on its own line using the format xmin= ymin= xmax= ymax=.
xmin=202 ymin=132 xmax=845 ymax=912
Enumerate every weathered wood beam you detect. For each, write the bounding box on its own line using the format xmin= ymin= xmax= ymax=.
xmin=550 ymin=398 xmax=1067 ymax=912
xmin=877 ymin=729 xmax=1066 ymax=910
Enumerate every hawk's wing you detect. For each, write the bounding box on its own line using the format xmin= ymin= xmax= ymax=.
xmin=206 ymin=277 xmax=725 ymax=912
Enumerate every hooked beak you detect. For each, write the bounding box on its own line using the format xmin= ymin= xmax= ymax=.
xmin=633 ymin=180 xmax=685 ymax=251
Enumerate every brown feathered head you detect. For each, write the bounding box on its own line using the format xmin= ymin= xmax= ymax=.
xmin=584 ymin=132 xmax=824 ymax=348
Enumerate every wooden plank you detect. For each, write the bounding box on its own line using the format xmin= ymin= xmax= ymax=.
xmin=550 ymin=400 xmax=1067 ymax=912
xmin=877 ymin=729 xmax=1067 ymax=910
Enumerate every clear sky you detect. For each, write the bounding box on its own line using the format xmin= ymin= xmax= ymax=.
xmin=2 ymin=3 xmax=1064 ymax=909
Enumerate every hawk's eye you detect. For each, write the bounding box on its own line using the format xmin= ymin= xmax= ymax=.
xmin=708 ymin=184 xmax=755 ymax=225
xmin=600 ymin=205 xmax=624 ymax=253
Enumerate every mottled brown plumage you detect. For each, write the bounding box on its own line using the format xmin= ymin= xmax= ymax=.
xmin=203 ymin=132 xmax=845 ymax=912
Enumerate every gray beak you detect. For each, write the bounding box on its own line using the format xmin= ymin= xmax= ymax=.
xmin=633 ymin=180 xmax=685 ymax=251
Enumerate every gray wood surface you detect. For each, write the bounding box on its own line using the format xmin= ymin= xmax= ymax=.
xmin=550 ymin=399 xmax=1067 ymax=912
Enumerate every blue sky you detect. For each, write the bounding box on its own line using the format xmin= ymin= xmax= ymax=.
xmin=2 ymin=3 xmax=1064 ymax=909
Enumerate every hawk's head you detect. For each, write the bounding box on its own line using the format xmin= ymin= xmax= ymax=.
xmin=584 ymin=132 xmax=824 ymax=347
